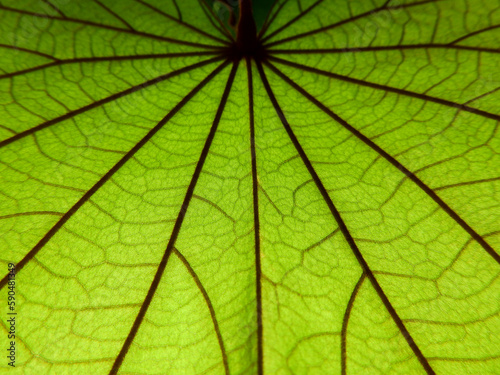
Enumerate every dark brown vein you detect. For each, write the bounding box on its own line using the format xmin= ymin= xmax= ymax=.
xmin=93 ymin=0 xmax=135 ymax=30
xmin=0 ymin=4 xmax=221 ymax=49
xmin=0 ymin=55 xmax=224 ymax=149
xmin=341 ymin=273 xmax=365 ymax=375
xmin=246 ymin=57 xmax=263 ymax=375
xmin=41 ymin=0 xmax=66 ymax=18
xmin=0 ymin=211 xmax=64 ymax=220
xmin=264 ymin=60 xmax=500 ymax=264
xmin=0 ymin=60 xmax=230 ymax=292
xmin=134 ymin=0 xmax=230 ymax=45
xmin=264 ymin=0 xmax=438 ymax=47
xmin=0 ymin=43 xmax=58 ymax=60
xmin=269 ymin=44 xmax=500 ymax=54
xmin=434 ymin=176 xmax=500 ymax=191
xmin=109 ymin=60 xmax=238 ymax=375
xmin=464 ymin=86 xmax=500 ymax=105
xmin=450 ymin=24 xmax=500 ymax=44
xmin=172 ymin=0 xmax=182 ymax=21
xmin=269 ymin=56 xmax=500 ymax=122
xmin=261 ymin=0 xmax=324 ymax=43
xmin=0 ymin=51 xmax=221 ymax=80
xmin=259 ymin=185 xmax=284 ymax=217
xmin=256 ymin=60 xmax=436 ymax=375
xmin=173 ymin=248 xmax=229 ymax=374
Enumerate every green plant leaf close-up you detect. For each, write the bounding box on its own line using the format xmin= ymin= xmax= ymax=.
xmin=0 ymin=0 xmax=499 ymax=373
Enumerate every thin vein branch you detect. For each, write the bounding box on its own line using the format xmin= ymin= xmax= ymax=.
xmin=0 ymin=211 xmax=64 ymax=220
xmin=173 ymin=248 xmax=229 ymax=374
xmin=41 ymin=0 xmax=66 ymax=17
xmin=264 ymin=60 xmax=500 ymax=264
xmin=341 ymin=273 xmax=365 ymax=375
xmin=0 ymin=43 xmax=58 ymax=60
xmin=256 ymin=60 xmax=436 ymax=375
xmin=172 ymin=0 xmax=182 ymax=21
xmin=450 ymin=24 xmax=500 ymax=44
xmin=435 ymin=176 xmax=500 ymax=191
xmin=109 ymin=60 xmax=238 ymax=375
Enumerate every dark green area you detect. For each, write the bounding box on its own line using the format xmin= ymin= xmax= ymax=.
xmin=206 ymin=0 xmax=275 ymax=33
xmin=252 ymin=0 xmax=275 ymax=30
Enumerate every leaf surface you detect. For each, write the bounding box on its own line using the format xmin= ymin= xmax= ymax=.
xmin=0 ymin=0 xmax=499 ymax=374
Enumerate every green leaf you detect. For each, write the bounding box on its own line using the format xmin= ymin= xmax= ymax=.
xmin=0 ymin=0 xmax=499 ymax=374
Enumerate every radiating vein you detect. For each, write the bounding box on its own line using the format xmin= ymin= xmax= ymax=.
xmin=109 ymin=60 xmax=238 ymax=375
xmin=269 ymin=44 xmax=500 ymax=54
xmin=246 ymin=58 xmax=263 ymax=375
xmin=0 ymin=55 xmax=224 ymax=149
xmin=256 ymin=60 xmax=436 ymax=375
xmin=0 ymin=4 xmax=222 ymax=49
xmin=261 ymin=0 xmax=324 ymax=43
xmin=265 ymin=60 xmax=500 ymax=264
xmin=0 ymin=60 xmax=229 ymax=291
xmin=264 ymin=0 xmax=439 ymax=47
xmin=173 ymin=248 xmax=229 ymax=374
xmin=0 ymin=51 xmax=221 ymax=80
xmin=341 ymin=273 xmax=365 ymax=375
xmin=134 ymin=0 xmax=230 ymax=45
xmin=269 ymin=56 xmax=500 ymax=122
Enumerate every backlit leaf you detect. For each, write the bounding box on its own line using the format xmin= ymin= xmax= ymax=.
xmin=0 ymin=0 xmax=499 ymax=374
